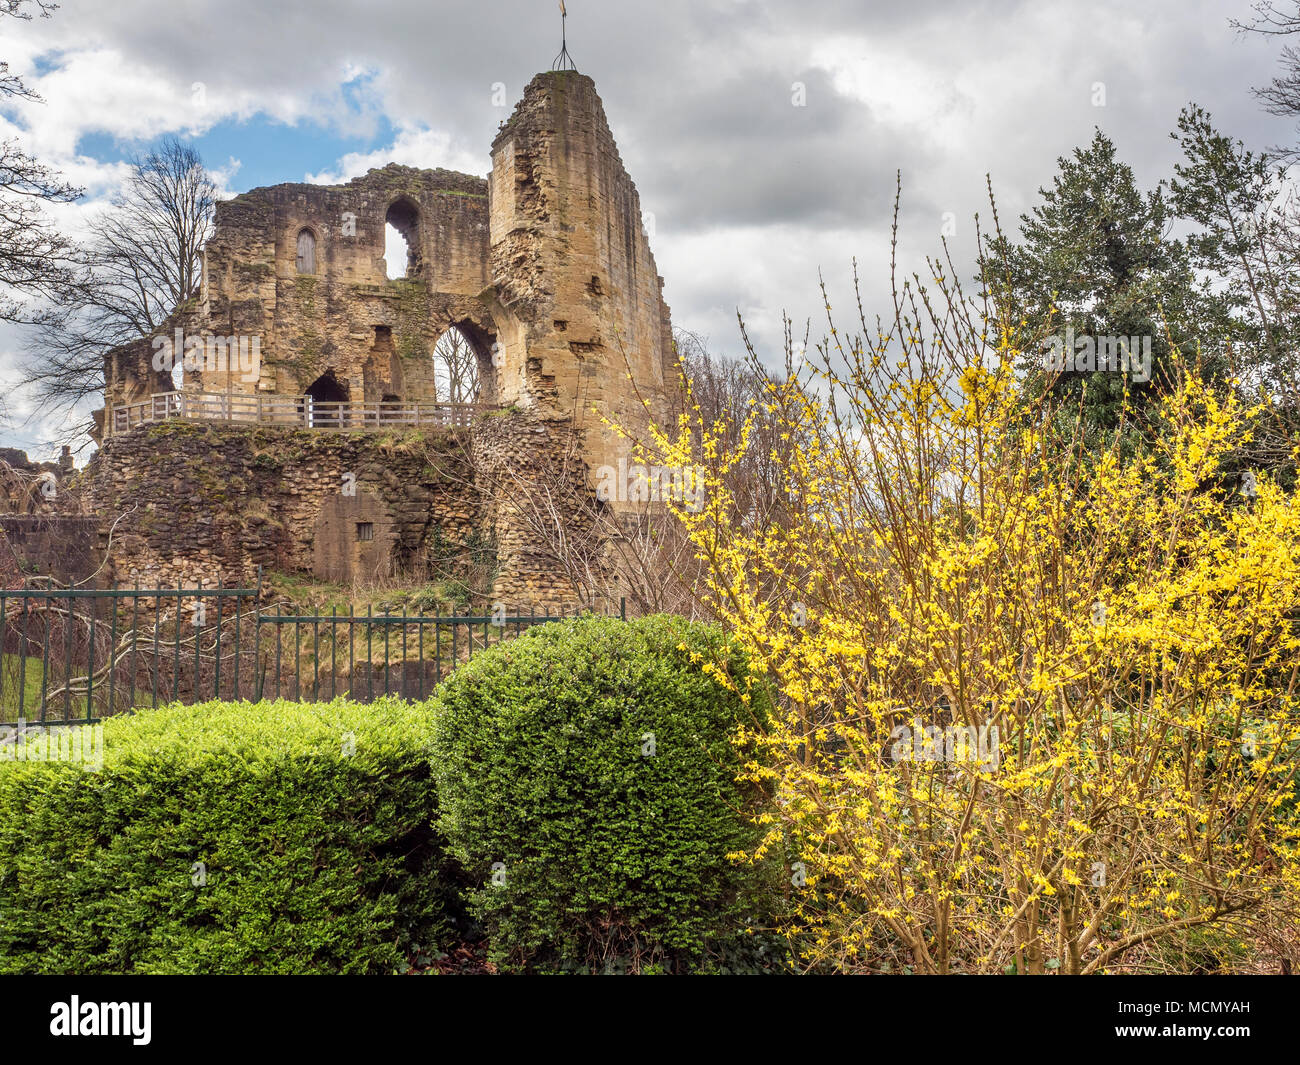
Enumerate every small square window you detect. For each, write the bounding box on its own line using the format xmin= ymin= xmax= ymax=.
xmin=356 ymin=522 xmax=374 ymax=542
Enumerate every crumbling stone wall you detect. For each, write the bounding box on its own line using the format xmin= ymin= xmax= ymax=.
xmin=282 ymin=169 xmax=490 ymax=396
xmin=487 ymin=72 xmax=677 ymax=499
xmin=83 ymin=421 xmax=484 ymax=591
xmin=84 ymin=411 xmax=613 ymax=606
xmin=0 ymin=516 xmax=102 ymax=586
xmin=202 ymin=164 xmax=498 ymax=404
xmin=0 ymin=450 xmax=102 ymax=588
xmin=470 ymin=407 xmax=607 ymax=604
xmin=94 ymin=71 xmax=681 ymax=606
xmin=101 ymin=328 xmax=182 ymax=421
xmin=0 ymin=446 xmax=79 ymax=514
xmin=103 ymin=166 xmax=500 ymax=418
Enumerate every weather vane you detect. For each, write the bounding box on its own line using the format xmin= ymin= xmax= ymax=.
xmin=552 ymin=0 xmax=578 ymax=72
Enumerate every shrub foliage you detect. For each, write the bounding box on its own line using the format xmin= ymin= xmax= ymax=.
xmin=645 ymin=240 xmax=1300 ymax=974
xmin=429 ymin=614 xmax=777 ymax=972
xmin=0 ymin=697 xmax=455 ymax=974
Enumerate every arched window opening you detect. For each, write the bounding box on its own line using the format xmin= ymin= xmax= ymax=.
xmin=384 ymin=199 xmax=420 ymax=279
xmin=296 ymin=228 xmax=316 ymax=274
xmin=432 ymin=326 xmax=480 ymax=405
xmin=383 ymin=224 xmax=408 ymax=279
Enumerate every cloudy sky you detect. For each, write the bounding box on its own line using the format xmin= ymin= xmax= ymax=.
xmin=1 ymin=0 xmax=1295 ymax=459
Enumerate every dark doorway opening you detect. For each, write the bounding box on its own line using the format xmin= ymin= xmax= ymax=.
xmin=306 ymin=372 xmax=348 ymax=404
xmin=305 ymin=371 xmax=348 ymax=427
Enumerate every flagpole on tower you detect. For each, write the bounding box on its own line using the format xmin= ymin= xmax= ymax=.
xmin=552 ymin=0 xmax=578 ymax=72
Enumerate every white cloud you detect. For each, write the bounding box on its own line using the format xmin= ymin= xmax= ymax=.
xmin=305 ymin=125 xmax=485 ymax=185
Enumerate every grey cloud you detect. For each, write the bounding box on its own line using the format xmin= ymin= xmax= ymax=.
xmin=3 ymin=0 xmax=1300 ymax=448
xmin=638 ymin=65 xmax=922 ymax=232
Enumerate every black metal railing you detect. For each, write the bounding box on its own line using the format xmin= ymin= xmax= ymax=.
xmin=0 ymin=583 xmax=625 ymax=723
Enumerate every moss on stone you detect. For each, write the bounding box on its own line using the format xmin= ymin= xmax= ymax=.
xmin=295 ymin=274 xmax=318 ymax=307
xmin=145 ymin=420 xmax=209 ymax=441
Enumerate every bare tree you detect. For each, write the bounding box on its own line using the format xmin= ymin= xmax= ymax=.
xmin=432 ymin=326 xmax=480 ymax=404
xmin=399 ymin=331 xmax=802 ymax=616
xmin=488 ymin=428 xmax=707 ymax=617
xmin=481 ymin=333 xmax=808 ymax=617
xmin=0 ymin=1 xmax=58 ymax=99
xmin=0 ymin=1 xmax=83 ymax=326
xmin=672 ymin=325 xmax=804 ymax=537
xmin=22 ymin=137 xmax=216 ymax=421
xmin=1235 ymin=2 xmax=1300 ymax=158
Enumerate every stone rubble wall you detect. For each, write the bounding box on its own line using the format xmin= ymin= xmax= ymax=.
xmin=83 ymin=421 xmax=484 ymax=594
xmin=0 ymin=516 xmax=102 ymax=587
xmin=470 ymin=408 xmax=607 ymax=605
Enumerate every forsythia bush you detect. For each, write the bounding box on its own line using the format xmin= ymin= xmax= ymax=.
xmin=642 ymin=263 xmax=1300 ymax=974
xmin=429 ymin=614 xmax=780 ymax=973
xmin=0 ymin=697 xmax=457 ymax=974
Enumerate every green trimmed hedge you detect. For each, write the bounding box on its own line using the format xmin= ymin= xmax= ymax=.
xmin=429 ymin=614 xmax=780 ymax=973
xmin=0 ymin=697 xmax=456 ymax=974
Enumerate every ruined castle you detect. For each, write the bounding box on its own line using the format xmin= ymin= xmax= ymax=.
xmin=77 ymin=71 xmax=678 ymax=604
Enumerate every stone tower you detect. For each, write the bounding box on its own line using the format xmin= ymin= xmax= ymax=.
xmin=486 ymin=71 xmax=676 ymax=492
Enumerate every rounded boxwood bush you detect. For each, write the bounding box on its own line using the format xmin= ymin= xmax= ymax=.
xmin=429 ymin=613 xmax=778 ymax=972
xmin=0 ymin=697 xmax=459 ymax=974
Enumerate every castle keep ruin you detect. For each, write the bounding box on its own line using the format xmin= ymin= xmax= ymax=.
xmin=89 ymin=71 xmax=678 ymax=603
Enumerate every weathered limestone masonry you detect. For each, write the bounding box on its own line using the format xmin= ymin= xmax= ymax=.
xmin=199 ymin=164 xmax=496 ymax=403
xmin=103 ymin=164 xmax=497 ymax=414
xmin=85 ymin=421 xmax=482 ymax=590
xmin=95 ymin=71 xmax=677 ymax=604
xmin=470 ymin=409 xmax=601 ymax=603
xmin=487 ymin=72 xmax=676 ymax=483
